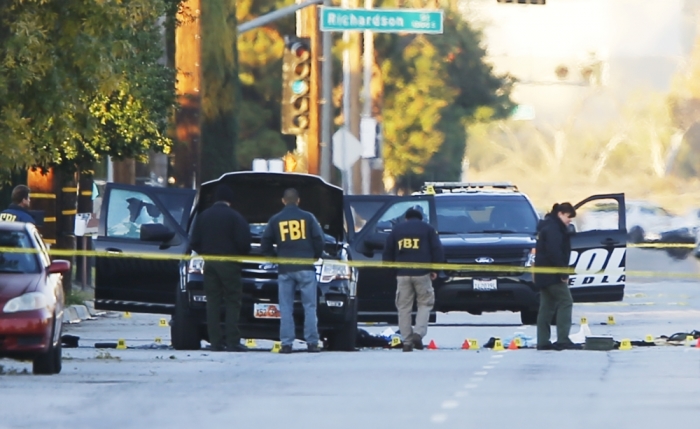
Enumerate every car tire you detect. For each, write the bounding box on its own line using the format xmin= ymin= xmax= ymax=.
xmin=325 ymin=299 xmax=358 ymax=351
xmin=628 ymin=226 xmax=644 ymax=244
xmin=520 ymin=309 xmax=538 ymax=325
xmin=171 ymin=291 xmax=201 ymax=350
xmin=33 ymin=326 xmax=62 ymax=375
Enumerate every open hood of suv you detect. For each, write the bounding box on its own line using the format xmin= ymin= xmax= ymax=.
xmin=199 ymin=172 xmax=344 ymax=239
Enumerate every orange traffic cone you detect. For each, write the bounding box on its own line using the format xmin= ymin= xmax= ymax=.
xmin=427 ymin=340 xmax=438 ymax=350
xmin=461 ymin=339 xmax=471 ymax=350
xmin=508 ymin=339 xmax=518 ymax=350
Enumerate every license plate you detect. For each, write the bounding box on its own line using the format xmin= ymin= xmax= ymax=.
xmin=473 ymin=279 xmax=497 ymax=291
xmin=254 ymin=303 xmax=281 ymax=319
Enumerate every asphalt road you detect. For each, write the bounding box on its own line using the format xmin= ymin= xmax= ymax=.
xmin=1 ymin=249 xmax=699 ymax=429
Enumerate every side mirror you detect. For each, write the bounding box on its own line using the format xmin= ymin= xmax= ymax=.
xmin=365 ymin=233 xmax=386 ymax=250
xmin=141 ymin=223 xmax=176 ymax=242
xmin=48 ymin=259 xmax=71 ymax=274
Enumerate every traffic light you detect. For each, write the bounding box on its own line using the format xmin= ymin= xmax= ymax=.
xmin=281 ymin=36 xmax=311 ymax=135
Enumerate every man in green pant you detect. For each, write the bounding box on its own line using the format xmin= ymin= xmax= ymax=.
xmin=535 ymin=202 xmax=582 ymax=351
xmin=191 ymin=185 xmax=252 ymax=352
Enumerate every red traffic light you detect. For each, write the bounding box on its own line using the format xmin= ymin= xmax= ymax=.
xmin=289 ymin=41 xmax=310 ymax=60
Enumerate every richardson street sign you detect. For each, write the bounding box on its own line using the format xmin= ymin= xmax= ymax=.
xmin=320 ymin=6 xmax=444 ymax=34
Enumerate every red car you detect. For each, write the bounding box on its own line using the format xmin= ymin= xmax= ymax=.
xmin=0 ymin=222 xmax=70 ymax=374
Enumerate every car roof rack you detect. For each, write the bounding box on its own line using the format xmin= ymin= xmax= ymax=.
xmin=421 ymin=182 xmax=519 ymax=194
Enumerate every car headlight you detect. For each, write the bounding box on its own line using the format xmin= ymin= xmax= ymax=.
xmin=3 ymin=292 xmax=48 ymax=313
xmin=319 ymin=261 xmax=351 ymax=283
xmin=188 ymin=256 xmax=204 ymax=275
xmin=524 ymin=249 xmax=536 ymax=267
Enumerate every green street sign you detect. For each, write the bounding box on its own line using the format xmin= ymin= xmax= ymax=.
xmin=320 ymin=6 xmax=444 ymax=34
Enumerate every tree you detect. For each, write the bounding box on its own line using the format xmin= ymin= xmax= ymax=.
xmin=375 ymin=7 xmax=514 ymax=192
xmin=0 ymin=0 xmax=177 ymax=179
xmin=236 ymin=0 xmax=296 ymax=171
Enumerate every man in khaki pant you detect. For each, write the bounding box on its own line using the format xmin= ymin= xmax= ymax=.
xmin=383 ymin=208 xmax=444 ymax=352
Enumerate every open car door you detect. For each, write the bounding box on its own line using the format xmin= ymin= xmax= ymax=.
xmin=345 ymin=195 xmax=436 ymax=322
xmin=570 ymin=193 xmax=627 ymax=302
xmin=93 ymin=184 xmax=196 ymax=314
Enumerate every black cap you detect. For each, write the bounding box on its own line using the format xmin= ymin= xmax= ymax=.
xmin=405 ymin=208 xmax=423 ymax=220
xmin=214 ymin=185 xmax=236 ymax=204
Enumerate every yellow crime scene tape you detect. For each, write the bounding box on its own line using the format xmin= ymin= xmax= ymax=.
xmin=0 ymin=242 xmax=698 ymax=278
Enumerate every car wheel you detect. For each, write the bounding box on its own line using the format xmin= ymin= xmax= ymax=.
xmin=520 ymin=309 xmax=538 ymax=325
xmin=171 ymin=290 xmax=201 ymax=350
xmin=33 ymin=327 xmax=61 ymax=375
xmin=325 ymin=299 xmax=358 ymax=351
xmin=628 ymin=226 xmax=644 ymax=244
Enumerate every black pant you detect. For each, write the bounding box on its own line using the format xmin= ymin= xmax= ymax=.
xmin=203 ymin=261 xmax=242 ymax=349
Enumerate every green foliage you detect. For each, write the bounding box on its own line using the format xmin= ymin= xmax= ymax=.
xmin=236 ymin=0 xmax=295 ymax=171
xmin=0 ymin=0 xmax=178 ymax=178
xmin=376 ymin=8 xmax=514 ymax=191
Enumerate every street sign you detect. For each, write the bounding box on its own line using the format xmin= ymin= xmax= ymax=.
xmin=320 ymin=7 xmax=444 ymax=34
xmin=332 ymin=127 xmax=362 ymax=171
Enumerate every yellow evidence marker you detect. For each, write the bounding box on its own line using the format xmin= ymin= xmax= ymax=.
xmin=117 ymin=339 xmax=127 ymax=350
xmin=245 ymin=338 xmax=257 ymax=348
xmin=159 ymin=318 xmax=168 ymax=327
xmin=493 ymin=338 xmax=504 ymax=351
xmin=514 ymin=337 xmax=523 ymax=348
xmin=607 ymin=315 xmax=616 ymax=325
xmin=271 ymin=342 xmax=282 ymax=353
xmin=619 ymin=339 xmax=632 ymax=350
xmin=155 ymin=337 xmax=162 ymax=344
xmin=580 ymin=317 xmax=588 ymax=325
xmin=391 ymin=336 xmax=402 ymax=347
xmin=469 ymin=339 xmax=480 ymax=350
xmin=644 ymin=335 xmax=654 ymax=343
xmin=123 ymin=311 xmax=132 ymax=319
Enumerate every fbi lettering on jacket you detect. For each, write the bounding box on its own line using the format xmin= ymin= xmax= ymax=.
xmin=278 ymin=219 xmax=307 ymax=241
xmin=398 ymin=238 xmax=420 ymax=250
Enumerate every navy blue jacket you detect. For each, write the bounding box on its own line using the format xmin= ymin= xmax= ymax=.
xmin=534 ymin=214 xmax=571 ymax=289
xmin=261 ymin=205 xmax=325 ymax=273
xmin=0 ymin=205 xmax=35 ymax=224
xmin=190 ymin=202 xmax=251 ymax=258
xmin=382 ymin=218 xmax=444 ymax=276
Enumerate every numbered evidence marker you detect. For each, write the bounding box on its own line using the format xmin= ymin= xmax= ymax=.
xmin=607 ymin=315 xmax=616 ymax=325
xmin=117 ymin=339 xmax=127 ymax=350
xmin=493 ymin=338 xmax=505 ymax=351
xmin=686 ymin=335 xmax=695 ymax=346
xmin=580 ymin=317 xmax=588 ymax=325
xmin=245 ymin=338 xmax=257 ymax=348
xmin=155 ymin=337 xmax=163 ymax=344
xmin=644 ymin=335 xmax=654 ymax=343
xmin=159 ymin=318 xmax=168 ymax=327
xmin=123 ymin=311 xmax=132 ymax=319
xmin=469 ymin=339 xmax=480 ymax=350
xmin=271 ymin=342 xmax=282 ymax=353
xmin=619 ymin=339 xmax=632 ymax=351
xmin=514 ymin=337 xmax=523 ymax=347
xmin=391 ymin=335 xmax=402 ymax=347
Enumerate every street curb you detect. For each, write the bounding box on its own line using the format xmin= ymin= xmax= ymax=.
xmin=72 ymin=305 xmax=93 ymax=321
xmin=62 ymin=306 xmax=81 ymax=324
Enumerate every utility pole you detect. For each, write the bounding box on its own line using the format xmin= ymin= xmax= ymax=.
xmin=361 ymin=0 xmax=374 ymax=194
xmin=174 ymin=0 xmax=202 ymax=188
xmin=298 ymin=1 xmax=321 ymax=175
xmin=341 ymin=0 xmax=362 ymax=194
xmin=320 ymin=0 xmax=333 ymax=182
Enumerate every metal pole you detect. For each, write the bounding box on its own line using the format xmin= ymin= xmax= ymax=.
xmin=320 ymin=0 xmax=333 ymax=182
xmin=361 ymin=0 xmax=373 ymax=194
xmin=238 ymin=0 xmax=323 ymax=34
xmin=342 ymin=0 xmax=352 ymax=194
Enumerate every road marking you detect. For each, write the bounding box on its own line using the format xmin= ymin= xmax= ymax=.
xmin=516 ymin=326 xmax=527 ymax=330
xmin=454 ymin=391 xmax=469 ymax=397
xmin=492 ymin=355 xmax=504 ymax=359
xmin=441 ymin=400 xmax=459 ymax=409
xmin=483 ymin=365 xmax=495 ymax=369
xmin=464 ymin=383 xmax=478 ymax=389
xmin=431 ymin=414 xmax=448 ymax=423
xmin=474 ymin=371 xmax=488 ymax=376
xmin=470 ymin=377 xmax=483 ymax=382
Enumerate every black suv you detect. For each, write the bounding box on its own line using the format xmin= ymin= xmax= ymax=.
xmin=345 ymin=182 xmax=628 ymax=325
xmin=93 ymin=172 xmax=358 ymax=351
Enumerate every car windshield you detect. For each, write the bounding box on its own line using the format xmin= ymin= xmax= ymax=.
xmin=435 ymin=197 xmax=538 ymax=234
xmin=0 ymin=230 xmax=40 ymax=274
